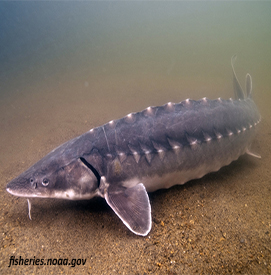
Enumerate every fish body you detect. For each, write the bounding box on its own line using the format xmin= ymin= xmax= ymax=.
xmin=6 ymin=57 xmax=261 ymax=236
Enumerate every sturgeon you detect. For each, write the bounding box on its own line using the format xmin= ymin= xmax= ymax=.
xmin=6 ymin=57 xmax=261 ymax=236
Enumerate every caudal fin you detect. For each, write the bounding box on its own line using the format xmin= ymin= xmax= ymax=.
xmin=245 ymin=73 xmax=253 ymax=98
xmin=231 ymin=55 xmax=245 ymax=100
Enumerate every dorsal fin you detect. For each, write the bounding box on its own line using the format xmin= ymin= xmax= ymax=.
xmin=245 ymin=73 xmax=253 ymax=98
xmin=231 ymin=55 xmax=245 ymax=100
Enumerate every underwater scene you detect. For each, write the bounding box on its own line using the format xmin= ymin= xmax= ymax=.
xmin=1 ymin=2 xmax=271 ymax=274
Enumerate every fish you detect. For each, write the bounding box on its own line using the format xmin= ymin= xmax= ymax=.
xmin=6 ymin=56 xmax=261 ymax=236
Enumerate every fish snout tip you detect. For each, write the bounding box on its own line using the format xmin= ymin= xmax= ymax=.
xmin=6 ymin=183 xmax=15 ymax=195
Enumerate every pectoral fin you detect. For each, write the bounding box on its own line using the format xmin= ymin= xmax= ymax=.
xmin=104 ymin=183 xmax=151 ymax=236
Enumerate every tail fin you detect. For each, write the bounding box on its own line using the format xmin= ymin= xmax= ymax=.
xmin=231 ymin=55 xmax=245 ymax=100
xmin=245 ymin=73 xmax=253 ymax=98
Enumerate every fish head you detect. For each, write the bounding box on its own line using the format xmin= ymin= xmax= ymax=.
xmin=6 ymin=144 xmax=100 ymax=200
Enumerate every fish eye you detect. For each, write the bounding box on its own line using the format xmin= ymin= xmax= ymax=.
xmin=42 ymin=178 xmax=50 ymax=186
